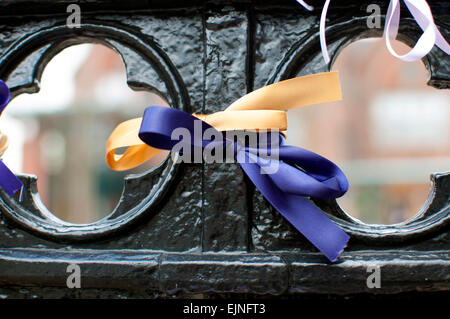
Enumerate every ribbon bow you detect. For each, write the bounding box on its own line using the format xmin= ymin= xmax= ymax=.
xmin=0 ymin=80 xmax=23 ymax=197
xmin=106 ymin=72 xmax=350 ymax=262
xmin=297 ymin=0 xmax=450 ymax=63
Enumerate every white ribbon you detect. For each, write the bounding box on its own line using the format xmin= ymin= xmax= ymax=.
xmin=296 ymin=0 xmax=450 ymax=64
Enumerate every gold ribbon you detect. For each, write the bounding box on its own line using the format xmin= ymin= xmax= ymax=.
xmin=0 ymin=131 xmax=8 ymax=158
xmin=106 ymin=71 xmax=342 ymax=171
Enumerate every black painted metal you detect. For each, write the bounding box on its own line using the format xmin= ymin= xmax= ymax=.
xmin=0 ymin=0 xmax=448 ymax=298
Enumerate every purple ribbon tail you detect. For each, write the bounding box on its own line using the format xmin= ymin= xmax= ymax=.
xmin=239 ymin=161 xmax=349 ymax=262
xmin=0 ymin=160 xmax=23 ymax=197
xmin=0 ymin=79 xmax=23 ymax=197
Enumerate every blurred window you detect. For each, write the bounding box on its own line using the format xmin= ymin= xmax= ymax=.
xmin=1 ymin=44 xmax=169 ymax=224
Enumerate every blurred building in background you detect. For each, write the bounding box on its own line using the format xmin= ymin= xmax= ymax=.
xmin=1 ymin=39 xmax=449 ymax=224
xmin=287 ymin=39 xmax=449 ymax=224
xmin=2 ymin=44 xmax=168 ymax=223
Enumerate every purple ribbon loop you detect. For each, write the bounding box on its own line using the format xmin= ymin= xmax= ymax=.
xmin=0 ymin=79 xmax=11 ymax=112
xmin=0 ymin=160 xmax=23 ymax=197
xmin=139 ymin=106 xmax=350 ymax=262
xmin=0 ymin=79 xmax=23 ymax=197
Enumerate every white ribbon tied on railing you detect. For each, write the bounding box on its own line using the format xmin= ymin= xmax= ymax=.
xmin=296 ymin=0 xmax=450 ymax=64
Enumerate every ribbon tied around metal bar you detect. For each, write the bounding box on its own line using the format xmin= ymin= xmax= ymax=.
xmin=0 ymin=80 xmax=23 ymax=197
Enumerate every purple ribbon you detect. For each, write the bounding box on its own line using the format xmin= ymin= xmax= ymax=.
xmin=138 ymin=106 xmax=350 ymax=262
xmin=0 ymin=79 xmax=23 ymax=197
xmin=0 ymin=79 xmax=11 ymax=112
xmin=297 ymin=0 xmax=450 ymax=64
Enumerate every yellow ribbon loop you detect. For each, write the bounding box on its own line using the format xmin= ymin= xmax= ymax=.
xmin=0 ymin=131 xmax=9 ymax=158
xmin=106 ymin=71 xmax=342 ymax=171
